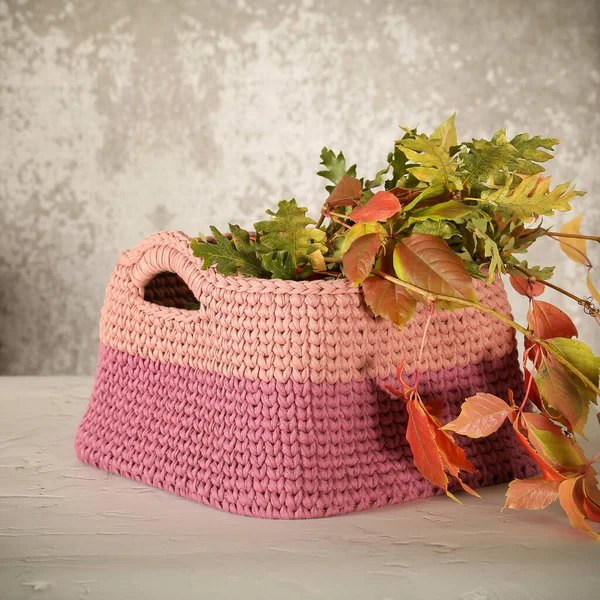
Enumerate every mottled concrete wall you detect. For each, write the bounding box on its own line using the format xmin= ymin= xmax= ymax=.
xmin=1 ymin=0 xmax=599 ymax=375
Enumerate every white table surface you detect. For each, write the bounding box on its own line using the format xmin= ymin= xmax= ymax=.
xmin=1 ymin=377 xmax=599 ymax=600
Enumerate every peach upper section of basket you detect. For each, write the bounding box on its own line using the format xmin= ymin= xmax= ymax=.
xmin=99 ymin=231 xmax=517 ymax=385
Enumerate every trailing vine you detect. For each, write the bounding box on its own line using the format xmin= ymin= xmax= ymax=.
xmin=191 ymin=115 xmax=600 ymax=539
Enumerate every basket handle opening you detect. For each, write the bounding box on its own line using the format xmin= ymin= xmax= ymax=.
xmin=123 ymin=231 xmax=206 ymax=305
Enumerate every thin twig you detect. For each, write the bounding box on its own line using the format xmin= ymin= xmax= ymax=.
xmin=513 ymin=264 xmax=600 ymax=319
xmin=323 ymin=256 xmax=600 ymax=396
xmin=548 ymin=232 xmax=600 ymax=243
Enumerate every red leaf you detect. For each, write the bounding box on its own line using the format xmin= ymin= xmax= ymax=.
xmin=558 ymin=477 xmax=600 ymax=540
xmin=509 ymin=274 xmax=545 ymax=298
xmin=503 ymin=477 xmax=560 ymax=511
xmin=523 ymin=368 xmax=544 ymax=410
xmin=406 ymin=400 xmax=448 ymax=491
xmin=326 ymin=175 xmax=362 ymax=208
xmin=349 ymin=191 xmax=401 ymax=222
xmin=527 ymin=300 xmax=578 ymax=340
xmin=342 ymin=233 xmax=381 ymax=286
xmin=393 ymin=234 xmax=477 ymax=308
xmin=443 ymin=393 xmax=515 ymax=438
xmin=424 ymin=398 xmax=445 ymax=420
xmin=361 ymin=276 xmax=416 ymax=327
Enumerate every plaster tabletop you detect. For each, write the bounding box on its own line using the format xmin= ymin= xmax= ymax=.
xmin=1 ymin=377 xmax=599 ymax=600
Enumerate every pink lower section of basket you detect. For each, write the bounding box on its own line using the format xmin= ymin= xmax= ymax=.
xmin=75 ymin=343 xmax=538 ymax=519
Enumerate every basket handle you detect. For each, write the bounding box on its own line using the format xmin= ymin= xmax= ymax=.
xmin=121 ymin=230 xmax=205 ymax=300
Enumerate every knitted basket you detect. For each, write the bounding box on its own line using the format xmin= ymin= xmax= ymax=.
xmin=75 ymin=230 xmax=536 ymax=519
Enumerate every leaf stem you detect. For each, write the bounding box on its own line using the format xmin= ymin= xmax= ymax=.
xmin=413 ymin=301 xmax=436 ymax=393
xmin=513 ymin=264 xmax=600 ymax=319
xmin=323 ymin=256 xmax=600 ymax=397
xmin=548 ymin=232 xmax=600 ymax=243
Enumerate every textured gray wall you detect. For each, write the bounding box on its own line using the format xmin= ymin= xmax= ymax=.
xmin=1 ymin=0 xmax=599 ymax=375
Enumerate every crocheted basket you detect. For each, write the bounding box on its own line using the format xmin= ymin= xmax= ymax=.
xmin=75 ymin=230 xmax=536 ymax=519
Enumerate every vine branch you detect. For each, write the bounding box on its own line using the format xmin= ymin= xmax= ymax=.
xmin=324 ymin=256 xmax=600 ymax=396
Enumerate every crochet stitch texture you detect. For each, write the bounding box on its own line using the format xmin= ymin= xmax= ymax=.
xmin=75 ymin=231 xmax=537 ymax=519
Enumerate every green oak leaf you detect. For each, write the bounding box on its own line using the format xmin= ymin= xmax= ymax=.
xmin=506 ymin=259 xmax=555 ymax=281
xmin=481 ymin=173 xmax=585 ymax=222
xmin=254 ymin=199 xmax=327 ymax=276
xmin=191 ymin=225 xmax=266 ymax=277
xmin=317 ymin=147 xmax=357 ymax=192
xmin=396 ymin=134 xmax=463 ymax=190
xmin=260 ymin=250 xmax=296 ymax=280
xmin=508 ymin=132 xmax=560 ymax=175
xmin=460 ymin=138 xmax=518 ymax=189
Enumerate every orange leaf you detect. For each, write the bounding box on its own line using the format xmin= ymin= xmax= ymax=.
xmin=406 ymin=399 xmax=448 ymax=491
xmin=509 ymin=274 xmax=545 ymax=298
xmin=393 ymin=233 xmax=477 ymax=308
xmin=558 ymin=477 xmax=600 ymax=540
xmin=326 ymin=175 xmax=362 ymax=208
xmin=349 ymin=191 xmax=401 ymax=222
xmin=443 ymin=393 xmax=515 ymax=438
xmin=558 ymin=214 xmax=589 ymax=265
xmin=342 ymin=233 xmax=381 ymax=286
xmin=503 ymin=477 xmax=560 ymax=511
xmin=527 ymin=300 xmax=578 ymax=340
xmin=361 ymin=276 xmax=416 ymax=327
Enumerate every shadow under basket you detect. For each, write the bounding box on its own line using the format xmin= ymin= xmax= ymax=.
xmin=75 ymin=230 xmax=537 ymax=519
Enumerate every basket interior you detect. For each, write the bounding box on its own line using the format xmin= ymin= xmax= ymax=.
xmin=143 ymin=272 xmax=200 ymax=309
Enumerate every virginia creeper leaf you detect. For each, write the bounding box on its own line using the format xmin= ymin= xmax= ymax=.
xmin=549 ymin=337 xmax=600 ymax=392
xmin=325 ymin=175 xmax=362 ymax=208
xmin=509 ymin=274 xmax=545 ymax=298
xmin=349 ymin=191 xmax=401 ymax=222
xmin=527 ymin=300 xmax=578 ymax=340
xmin=443 ymin=393 xmax=515 ymax=438
xmin=558 ymin=477 xmax=600 ymax=540
xmin=513 ymin=422 xmax=565 ymax=482
xmin=503 ymin=477 xmax=560 ymax=511
xmin=361 ymin=276 xmax=416 ymax=327
xmin=525 ymin=426 xmax=587 ymax=471
xmin=342 ymin=233 xmax=381 ymax=286
xmin=558 ymin=214 xmax=588 ymax=265
xmin=535 ymin=353 xmax=589 ymax=437
xmin=406 ymin=200 xmax=477 ymax=225
xmin=341 ymin=222 xmax=385 ymax=253
xmin=406 ymin=399 xmax=448 ymax=491
xmin=393 ymin=233 xmax=477 ymax=308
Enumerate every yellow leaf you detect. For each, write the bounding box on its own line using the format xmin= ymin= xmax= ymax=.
xmin=558 ymin=214 xmax=588 ymax=264
xmin=587 ymin=272 xmax=600 ymax=305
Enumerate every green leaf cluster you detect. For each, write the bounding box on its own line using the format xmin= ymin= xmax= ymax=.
xmin=192 ymin=200 xmax=327 ymax=280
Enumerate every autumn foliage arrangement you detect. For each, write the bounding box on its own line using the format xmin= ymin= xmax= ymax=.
xmin=192 ymin=115 xmax=600 ymax=539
